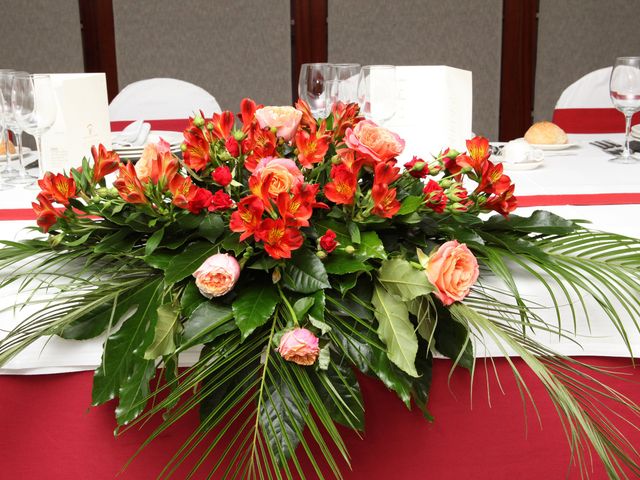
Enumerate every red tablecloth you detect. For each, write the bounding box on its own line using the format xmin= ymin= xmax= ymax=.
xmin=1 ymin=119 xmax=639 ymax=479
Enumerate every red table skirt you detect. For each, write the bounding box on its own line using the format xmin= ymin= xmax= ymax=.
xmin=1 ymin=357 xmax=639 ymax=479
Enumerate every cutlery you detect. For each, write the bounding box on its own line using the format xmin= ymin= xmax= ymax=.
xmin=590 ymin=140 xmax=622 ymax=150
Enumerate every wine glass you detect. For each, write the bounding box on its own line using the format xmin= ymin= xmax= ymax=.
xmin=609 ymin=57 xmax=640 ymax=164
xmin=330 ymin=63 xmax=361 ymax=104
xmin=11 ymin=73 xmax=57 ymax=181
xmin=0 ymin=69 xmax=21 ymax=182
xmin=3 ymin=71 xmax=36 ymax=184
xmin=357 ymin=65 xmax=397 ymax=125
xmin=298 ymin=63 xmax=332 ymax=118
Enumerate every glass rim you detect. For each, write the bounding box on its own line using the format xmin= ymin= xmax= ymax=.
xmin=331 ymin=63 xmax=361 ymax=67
xmin=11 ymin=73 xmax=51 ymax=79
xmin=300 ymin=62 xmax=331 ymax=67
xmin=361 ymin=65 xmax=395 ymax=69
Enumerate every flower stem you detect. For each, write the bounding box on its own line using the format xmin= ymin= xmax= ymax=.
xmin=278 ymin=284 xmax=298 ymax=325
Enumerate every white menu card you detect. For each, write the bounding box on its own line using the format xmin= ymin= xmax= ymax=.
xmin=40 ymin=73 xmax=111 ymax=174
xmin=384 ymin=66 xmax=473 ymax=164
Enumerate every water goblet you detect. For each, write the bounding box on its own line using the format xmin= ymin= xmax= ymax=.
xmin=298 ymin=63 xmax=332 ymax=118
xmin=609 ymin=56 xmax=640 ymax=164
xmin=357 ymin=65 xmax=397 ymax=125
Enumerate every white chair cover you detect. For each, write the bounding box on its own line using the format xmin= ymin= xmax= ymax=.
xmin=109 ymin=78 xmax=222 ymax=121
xmin=555 ymin=67 xmax=613 ymax=109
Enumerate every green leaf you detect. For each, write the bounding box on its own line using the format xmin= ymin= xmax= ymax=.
xmin=282 ymin=248 xmax=331 ymax=293
xmin=411 ymin=350 xmax=434 ymax=421
xmin=232 ymin=283 xmax=279 ymax=339
xmin=198 ymin=214 xmax=225 ymax=243
xmin=164 ymin=241 xmax=218 ymax=284
xmin=371 ymin=347 xmax=413 ymax=407
xmin=333 ymin=273 xmax=360 ymax=295
xmin=372 ymin=283 xmax=419 ymax=377
xmin=377 ymin=258 xmax=433 ymax=301
xmin=144 ymin=304 xmax=179 ymax=359
xmin=313 ymin=363 xmax=365 ymax=430
xmin=435 ymin=313 xmax=474 ymax=371
xmin=308 ymin=290 xmax=326 ymax=324
xmin=221 ymin=234 xmax=246 ymax=256
xmin=92 ymin=278 xmax=163 ymax=423
xmin=358 ymin=231 xmax=386 ymax=260
xmin=248 ymin=256 xmax=279 ymax=271
xmin=293 ymin=296 xmax=315 ymax=320
xmin=260 ymin=374 xmax=307 ymax=464
xmin=324 ymin=252 xmax=373 ymax=275
xmin=347 ymin=221 xmax=361 ymax=244
xmin=484 ymin=209 xmax=577 ymax=234
xmin=93 ymin=229 xmax=137 ymax=253
xmin=318 ymin=344 xmax=331 ymax=370
xmin=143 ymin=249 xmax=173 ymax=271
xmin=115 ymin=359 xmax=156 ymax=425
xmin=179 ymin=281 xmax=206 ymax=318
xmin=181 ymin=301 xmax=234 ymax=348
xmin=144 ymin=227 xmax=165 ymax=256
xmin=398 ymin=195 xmax=424 ymax=215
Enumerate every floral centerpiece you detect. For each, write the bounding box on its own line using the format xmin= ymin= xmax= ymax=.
xmin=1 ymin=98 xmax=640 ymax=479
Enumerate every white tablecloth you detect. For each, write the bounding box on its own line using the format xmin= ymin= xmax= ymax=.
xmin=1 ymin=133 xmax=639 ymax=373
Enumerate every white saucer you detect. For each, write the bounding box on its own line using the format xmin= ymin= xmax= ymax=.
xmin=492 ymin=155 xmax=543 ymax=170
xmin=527 ymin=142 xmax=578 ymax=151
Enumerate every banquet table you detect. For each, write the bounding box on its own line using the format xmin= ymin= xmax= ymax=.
xmin=1 ymin=123 xmax=640 ymax=479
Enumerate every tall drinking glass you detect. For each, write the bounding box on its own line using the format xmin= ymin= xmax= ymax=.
xmin=330 ymin=63 xmax=361 ymax=103
xmin=11 ymin=74 xmax=57 ymax=181
xmin=3 ymin=71 xmax=34 ymax=184
xmin=0 ymin=69 xmax=20 ymax=179
xmin=298 ymin=63 xmax=332 ymax=118
xmin=609 ymin=57 xmax=640 ymax=164
xmin=357 ymin=65 xmax=397 ymax=125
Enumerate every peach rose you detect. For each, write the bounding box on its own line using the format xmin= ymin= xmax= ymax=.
xmin=344 ymin=120 xmax=405 ymax=164
xmin=249 ymin=157 xmax=303 ymax=198
xmin=192 ymin=253 xmax=240 ymax=298
xmin=277 ymin=328 xmax=320 ymax=366
xmin=255 ymin=106 xmax=303 ymax=142
xmin=427 ymin=240 xmax=479 ymax=306
xmin=135 ymin=139 xmax=172 ymax=182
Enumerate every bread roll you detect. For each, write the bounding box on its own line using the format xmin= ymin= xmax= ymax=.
xmin=0 ymin=139 xmax=16 ymax=155
xmin=524 ymin=121 xmax=568 ymax=145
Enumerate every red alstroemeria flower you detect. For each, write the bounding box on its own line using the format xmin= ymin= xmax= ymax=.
xmin=32 ymin=193 xmax=64 ymax=233
xmin=225 ymin=137 xmax=240 ymax=157
xmin=239 ymin=98 xmax=261 ymax=132
xmin=91 ymin=144 xmax=120 ymax=183
xmin=324 ymin=163 xmax=358 ymax=205
xmin=295 ymin=129 xmax=331 ymax=168
xmin=276 ymin=190 xmax=313 ymax=227
xmin=485 ymin=184 xmax=517 ymax=216
xmin=404 ymin=156 xmax=429 ymax=178
xmin=188 ymin=187 xmax=214 ymax=214
xmin=255 ymin=218 xmax=304 ymax=260
xmin=476 ymin=162 xmax=512 ymax=196
xmin=294 ymin=98 xmax=317 ymax=133
xmin=212 ymin=166 xmax=233 ymax=187
xmin=182 ymin=127 xmax=211 ymax=172
xmin=113 ymin=163 xmax=147 ymax=204
xmin=331 ymin=101 xmax=362 ymax=140
xmin=229 ymin=195 xmax=265 ymax=241
xmin=169 ymin=175 xmax=198 ymax=209
xmin=423 ymin=179 xmax=447 ymax=214
xmin=457 ymin=136 xmax=490 ymax=174
xmin=150 ymin=150 xmax=179 ymax=188
xmin=319 ymin=229 xmax=339 ymax=253
xmin=211 ymin=111 xmax=235 ymax=140
xmin=242 ymin=124 xmax=277 ymax=172
xmin=371 ymin=184 xmax=401 ymax=219
xmin=374 ymin=159 xmax=401 ymax=187
xmin=208 ymin=190 xmax=234 ymax=212
xmin=38 ymin=172 xmax=77 ymax=206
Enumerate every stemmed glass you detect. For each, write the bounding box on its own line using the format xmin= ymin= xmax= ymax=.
xmin=330 ymin=63 xmax=361 ymax=104
xmin=0 ymin=69 xmax=21 ymax=182
xmin=298 ymin=63 xmax=332 ymax=118
xmin=609 ymin=57 xmax=640 ymax=164
xmin=11 ymin=73 xmax=57 ymax=181
xmin=357 ymin=65 xmax=397 ymax=125
xmin=2 ymin=71 xmax=35 ymax=184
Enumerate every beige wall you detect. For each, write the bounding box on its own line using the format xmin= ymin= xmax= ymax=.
xmin=112 ymin=0 xmax=292 ymax=112
xmin=0 ymin=0 xmax=84 ymax=73
xmin=328 ymin=0 xmax=503 ymax=139
xmin=535 ymin=0 xmax=640 ymax=121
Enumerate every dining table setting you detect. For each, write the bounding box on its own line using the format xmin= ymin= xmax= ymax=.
xmin=1 ymin=59 xmax=640 ymax=480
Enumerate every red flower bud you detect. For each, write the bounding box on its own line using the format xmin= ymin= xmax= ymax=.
xmin=225 ymin=137 xmax=240 ymax=157
xmin=319 ymin=229 xmax=339 ymax=253
xmin=212 ymin=165 xmax=233 ymax=187
xmin=208 ymin=190 xmax=234 ymax=211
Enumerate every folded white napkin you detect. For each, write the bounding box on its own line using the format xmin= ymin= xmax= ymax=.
xmin=111 ymin=120 xmax=151 ymax=147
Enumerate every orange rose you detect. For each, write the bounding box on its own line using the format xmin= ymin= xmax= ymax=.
xmin=255 ymin=106 xmax=303 ymax=142
xmin=344 ymin=120 xmax=405 ymax=164
xmin=249 ymin=157 xmax=303 ymax=199
xmin=277 ymin=328 xmax=320 ymax=366
xmin=426 ymin=240 xmax=479 ymax=305
xmin=134 ymin=139 xmax=172 ymax=183
xmin=192 ymin=253 xmax=241 ymax=298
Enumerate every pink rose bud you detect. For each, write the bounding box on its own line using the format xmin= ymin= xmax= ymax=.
xmin=277 ymin=328 xmax=320 ymax=366
xmin=255 ymin=106 xmax=303 ymax=142
xmin=192 ymin=253 xmax=240 ymax=298
xmin=426 ymin=240 xmax=479 ymax=306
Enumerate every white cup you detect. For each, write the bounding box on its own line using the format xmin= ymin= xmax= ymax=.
xmin=501 ymin=139 xmax=544 ymax=164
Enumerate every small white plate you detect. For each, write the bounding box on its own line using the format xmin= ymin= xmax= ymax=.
xmin=527 ymin=142 xmax=578 ymax=151
xmin=111 ymin=130 xmax=183 ymax=151
xmin=492 ymin=155 xmax=544 ymax=170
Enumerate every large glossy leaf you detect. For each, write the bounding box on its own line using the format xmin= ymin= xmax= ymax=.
xmin=259 ymin=373 xmax=308 ymax=464
xmin=483 ymin=209 xmax=577 ymax=234
xmin=282 ymin=248 xmax=330 ymax=293
xmin=377 ymin=258 xmax=433 ymax=301
xmin=198 ymin=214 xmax=225 ymax=243
xmin=144 ymin=304 xmax=179 ymax=359
xmin=92 ymin=278 xmax=163 ymax=423
xmin=179 ymin=281 xmax=206 ymax=318
xmin=411 ymin=349 xmax=434 ymax=421
xmin=232 ymin=284 xmax=279 ymax=339
xmin=115 ymin=359 xmax=156 ymax=425
xmin=434 ymin=312 xmax=474 ymax=371
xmin=181 ymin=301 xmax=235 ymax=348
xmin=164 ymin=241 xmax=218 ymax=284
xmin=324 ymin=252 xmax=373 ymax=275
xmin=312 ymin=363 xmax=365 ymax=431
xmin=372 ymin=283 xmax=419 ymax=377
